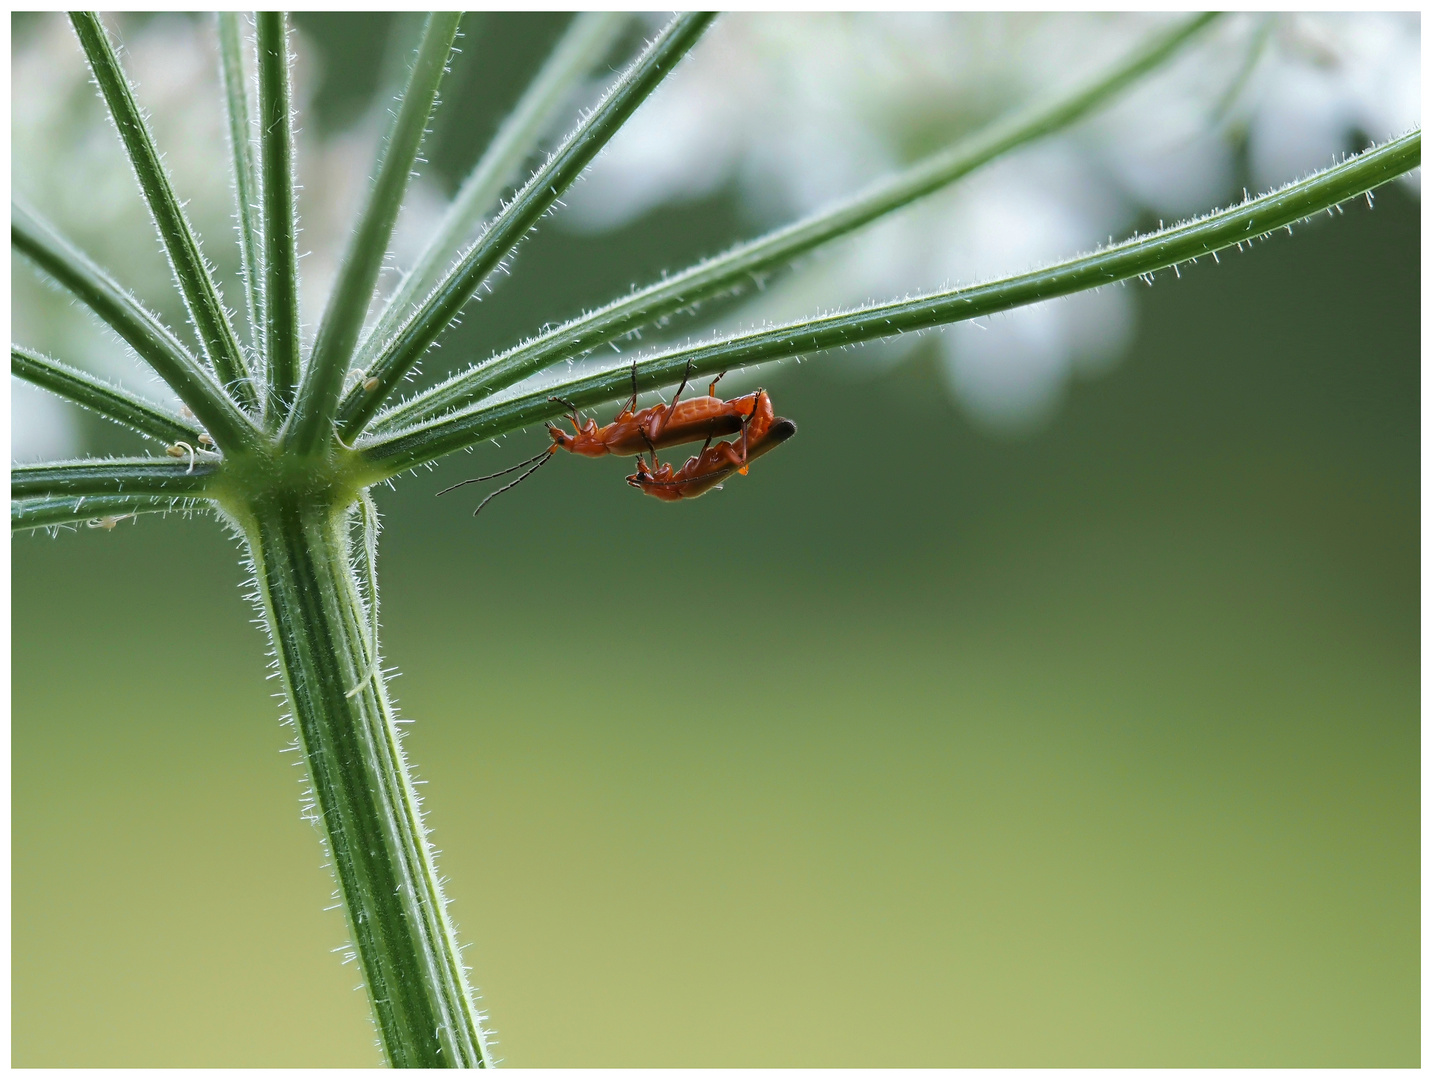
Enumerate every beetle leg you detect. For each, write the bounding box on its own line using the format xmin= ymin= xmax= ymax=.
xmin=671 ymin=356 xmax=693 ymax=408
xmin=549 ymin=395 xmax=583 ymax=429
xmin=620 ymin=361 xmax=640 ymax=418
xmin=650 ymin=357 xmax=695 ymax=445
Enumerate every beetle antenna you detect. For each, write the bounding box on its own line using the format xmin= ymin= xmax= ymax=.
xmin=470 ymin=450 xmax=555 ymax=517
xmin=436 ymin=447 xmax=553 ymax=496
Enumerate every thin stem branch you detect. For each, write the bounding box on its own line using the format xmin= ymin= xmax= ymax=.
xmin=12 ymin=345 xmax=203 ymax=446
xmin=69 ymin=12 xmax=258 ymax=414
xmin=12 ymin=457 xmax=219 ymax=500
xmin=217 ymin=12 xmax=267 ymax=372
xmin=284 ymin=13 xmax=463 ymax=455
xmin=375 ymin=12 xmax=1221 ymax=434
xmin=11 ymin=492 xmax=201 ymax=532
xmin=362 ymin=129 xmax=1421 ymax=476
xmin=12 ymin=202 xmax=260 ymax=452
xmin=243 ymin=498 xmax=489 ymax=1067
xmin=351 ymin=12 xmax=631 ymax=379
xmin=256 ymin=11 xmax=301 ymax=425
xmin=335 ymin=12 xmax=716 ymax=441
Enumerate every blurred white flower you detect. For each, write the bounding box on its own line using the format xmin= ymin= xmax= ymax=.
xmin=561 ymin=12 xmax=1420 ymax=434
xmin=11 ymin=13 xmax=445 ymax=459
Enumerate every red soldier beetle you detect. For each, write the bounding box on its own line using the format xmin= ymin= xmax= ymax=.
xmin=438 ymin=363 xmax=794 ymax=515
xmin=626 ymin=388 xmax=797 ymax=502
xmin=546 ymin=360 xmax=757 ymax=458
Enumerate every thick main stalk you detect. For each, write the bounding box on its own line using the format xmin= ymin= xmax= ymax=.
xmin=244 ymin=497 xmax=487 ymax=1067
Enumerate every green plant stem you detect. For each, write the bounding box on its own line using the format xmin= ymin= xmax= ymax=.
xmin=335 ymin=11 xmax=716 ymax=440
xmin=12 ymin=203 xmax=259 ymax=452
xmin=257 ymin=11 xmax=301 ymax=425
xmin=217 ymin=12 xmax=267 ymax=369
xmin=12 ymin=458 xmax=217 ymax=500
xmin=375 ymin=12 xmax=1220 ymax=434
xmin=352 ymin=12 xmax=631 ymax=378
xmin=241 ymin=497 xmax=487 ymax=1067
xmin=69 ymin=12 xmax=258 ymax=414
xmin=363 ymin=129 xmax=1421 ymax=475
xmin=12 ymin=346 xmax=202 ymax=445
xmin=286 ymin=13 xmax=463 ymax=455
xmin=11 ymin=492 xmax=197 ymax=532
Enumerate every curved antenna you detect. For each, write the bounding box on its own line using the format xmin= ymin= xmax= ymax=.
xmin=435 ymin=447 xmax=553 ymax=496
xmin=468 ymin=451 xmax=555 ymax=517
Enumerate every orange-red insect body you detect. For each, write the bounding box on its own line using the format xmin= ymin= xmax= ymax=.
xmin=547 ymin=369 xmax=754 ymax=458
xmin=627 ymin=389 xmax=797 ymax=501
xmin=440 ymin=367 xmax=795 ymax=515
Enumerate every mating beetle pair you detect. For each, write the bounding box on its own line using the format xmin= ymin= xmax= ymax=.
xmin=439 ymin=361 xmax=797 ymax=515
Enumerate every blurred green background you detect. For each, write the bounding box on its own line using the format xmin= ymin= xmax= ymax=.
xmin=12 ymin=13 xmax=1419 ymax=1067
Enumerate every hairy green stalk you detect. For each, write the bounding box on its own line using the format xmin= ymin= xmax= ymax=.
xmin=12 ymin=346 xmax=202 ymax=445
xmin=335 ymin=11 xmax=716 ymax=439
xmin=69 ymin=12 xmax=258 ymax=413
xmin=256 ymin=11 xmax=301 ymax=422
xmin=285 ymin=13 xmax=463 ymax=453
xmin=240 ymin=498 xmax=488 ymax=1067
xmin=12 ymin=203 xmax=259 ymax=452
xmin=12 ymin=458 xmax=217 ymax=499
xmin=217 ymin=12 xmax=267 ymax=366
xmin=363 ymin=130 xmax=1420 ymax=474
xmin=352 ymin=12 xmax=632 ymax=377
xmin=11 ymin=493 xmax=199 ymax=532
xmin=373 ymin=12 xmax=1221 ymax=434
